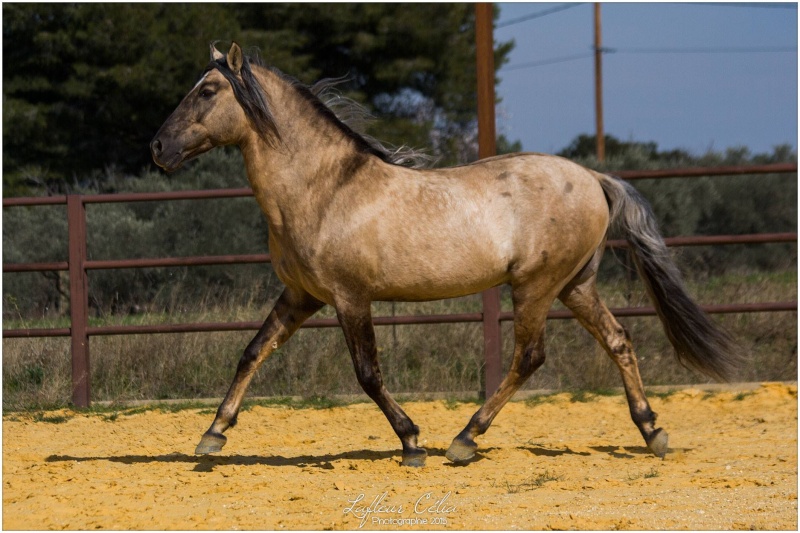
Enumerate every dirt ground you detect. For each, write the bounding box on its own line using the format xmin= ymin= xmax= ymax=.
xmin=3 ymin=382 xmax=797 ymax=530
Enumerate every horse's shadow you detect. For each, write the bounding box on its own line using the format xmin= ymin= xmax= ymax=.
xmin=520 ymin=445 xmax=592 ymax=458
xmin=47 ymin=449 xmax=399 ymax=472
xmin=45 ymin=444 xmax=687 ymax=471
xmin=521 ymin=444 xmax=692 ymax=459
xmin=44 ymin=446 xmax=488 ymax=471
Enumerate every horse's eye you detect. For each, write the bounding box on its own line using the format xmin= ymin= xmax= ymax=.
xmin=199 ymin=88 xmax=215 ymax=99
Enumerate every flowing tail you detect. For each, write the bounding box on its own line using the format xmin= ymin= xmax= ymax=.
xmin=597 ymin=173 xmax=743 ymax=381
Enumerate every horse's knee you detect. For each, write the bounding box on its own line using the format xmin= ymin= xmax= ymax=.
xmin=355 ymin=361 xmax=383 ymax=398
xmin=518 ymin=338 xmax=546 ymax=378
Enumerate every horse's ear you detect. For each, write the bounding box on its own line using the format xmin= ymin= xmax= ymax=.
xmin=228 ymin=42 xmax=244 ymax=75
xmin=210 ymin=41 xmax=225 ymax=62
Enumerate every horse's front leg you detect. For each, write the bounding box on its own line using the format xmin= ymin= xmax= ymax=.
xmin=336 ymin=301 xmax=427 ymax=467
xmin=195 ymin=287 xmax=324 ymax=454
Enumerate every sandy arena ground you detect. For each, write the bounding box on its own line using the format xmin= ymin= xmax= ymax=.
xmin=3 ymin=382 xmax=797 ymax=530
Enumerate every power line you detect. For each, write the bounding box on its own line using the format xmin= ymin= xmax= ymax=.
xmin=613 ymin=45 xmax=796 ymax=54
xmin=690 ymin=2 xmax=797 ymax=9
xmin=501 ymin=45 xmax=795 ymax=72
xmin=496 ymin=3 xmax=586 ymax=29
xmin=501 ymin=52 xmax=595 ymax=72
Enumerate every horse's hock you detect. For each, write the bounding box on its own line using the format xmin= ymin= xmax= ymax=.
xmin=3 ymin=383 xmax=796 ymax=530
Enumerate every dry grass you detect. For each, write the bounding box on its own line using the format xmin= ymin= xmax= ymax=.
xmin=3 ymin=269 xmax=796 ymax=411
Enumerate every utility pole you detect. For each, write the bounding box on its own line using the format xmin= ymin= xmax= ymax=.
xmin=594 ymin=2 xmax=605 ymax=162
xmin=475 ymin=2 xmax=502 ymax=399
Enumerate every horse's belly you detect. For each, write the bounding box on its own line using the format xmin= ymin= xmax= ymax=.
xmin=373 ymin=273 xmax=507 ymax=301
xmin=372 ymin=240 xmax=511 ymax=301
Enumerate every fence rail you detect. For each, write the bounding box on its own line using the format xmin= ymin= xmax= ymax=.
xmin=3 ymin=163 xmax=798 ymax=407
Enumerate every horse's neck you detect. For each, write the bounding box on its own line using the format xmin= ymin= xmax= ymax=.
xmin=239 ymin=70 xmax=371 ymax=243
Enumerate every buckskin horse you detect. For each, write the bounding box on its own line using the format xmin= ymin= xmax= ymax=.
xmin=150 ymin=42 xmax=739 ymax=467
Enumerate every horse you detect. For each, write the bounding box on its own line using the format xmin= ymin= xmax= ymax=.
xmin=150 ymin=42 xmax=740 ymax=467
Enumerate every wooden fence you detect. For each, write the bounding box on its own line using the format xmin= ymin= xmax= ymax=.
xmin=3 ymin=163 xmax=797 ymax=407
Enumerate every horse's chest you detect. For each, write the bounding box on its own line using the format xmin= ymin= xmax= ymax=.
xmin=271 ymin=247 xmax=335 ymax=303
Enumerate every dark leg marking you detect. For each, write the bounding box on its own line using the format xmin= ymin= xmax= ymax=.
xmin=337 ymin=304 xmax=427 ymax=467
xmin=196 ymin=288 xmax=323 ymax=454
xmin=559 ymin=276 xmax=669 ymax=458
xmin=447 ymin=284 xmax=550 ymax=463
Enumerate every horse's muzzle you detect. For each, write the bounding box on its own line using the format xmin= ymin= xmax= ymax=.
xmin=150 ymin=136 xmax=182 ymax=172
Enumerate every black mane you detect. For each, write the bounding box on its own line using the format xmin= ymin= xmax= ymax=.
xmin=206 ymin=52 xmax=429 ymax=168
xmin=205 ymin=55 xmax=279 ymax=145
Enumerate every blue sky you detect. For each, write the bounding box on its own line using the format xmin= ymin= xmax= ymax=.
xmin=494 ymin=2 xmax=798 ymax=156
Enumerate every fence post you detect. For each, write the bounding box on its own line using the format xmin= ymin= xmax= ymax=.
xmin=475 ymin=2 xmax=503 ymax=398
xmin=67 ymin=195 xmax=90 ymax=407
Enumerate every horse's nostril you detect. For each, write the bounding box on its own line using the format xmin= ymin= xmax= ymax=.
xmin=150 ymin=139 xmax=163 ymax=156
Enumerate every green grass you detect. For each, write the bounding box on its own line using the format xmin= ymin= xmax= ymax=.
xmin=32 ymin=413 xmax=69 ymax=424
xmin=648 ymin=390 xmax=680 ymax=401
xmin=627 ymin=466 xmax=660 ymax=482
xmin=569 ymin=388 xmax=619 ymax=403
xmin=644 ymin=467 xmax=660 ymax=479
xmin=523 ymin=392 xmax=561 ymax=407
xmin=240 ymin=395 xmax=363 ymax=410
xmin=733 ymin=391 xmax=754 ymax=401
xmin=4 ymin=395 xmax=369 ymax=422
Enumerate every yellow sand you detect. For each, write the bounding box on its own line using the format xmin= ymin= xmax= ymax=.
xmin=3 ymin=383 xmax=796 ymax=530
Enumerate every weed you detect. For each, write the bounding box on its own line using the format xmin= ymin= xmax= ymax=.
xmin=734 ymin=391 xmax=753 ymax=401
xmin=569 ymin=390 xmax=593 ymax=403
xmin=627 ymin=466 xmax=660 ymax=481
xmin=32 ymin=413 xmax=68 ymax=424
xmin=443 ymin=399 xmax=460 ymax=410
xmin=504 ymin=470 xmax=564 ymax=493
xmin=644 ymin=467 xmax=660 ymax=479
xmin=524 ymin=393 xmax=559 ymax=407
xmin=442 ymin=398 xmax=480 ymax=410
xmin=592 ymin=388 xmax=619 ymax=397
xmin=243 ymin=395 xmax=357 ymax=411
xmin=648 ymin=390 xmax=679 ymax=401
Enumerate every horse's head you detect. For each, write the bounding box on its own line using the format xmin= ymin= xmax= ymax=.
xmin=150 ymin=42 xmax=275 ymax=172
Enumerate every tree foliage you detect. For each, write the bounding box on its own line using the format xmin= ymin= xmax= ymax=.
xmin=3 ymin=3 xmax=512 ymax=193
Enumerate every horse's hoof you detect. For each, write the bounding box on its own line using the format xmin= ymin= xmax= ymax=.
xmin=401 ymin=448 xmax=428 ymax=468
xmin=445 ymin=437 xmax=477 ymax=463
xmin=647 ymin=428 xmax=669 ymax=459
xmin=195 ymin=432 xmax=227 ymax=454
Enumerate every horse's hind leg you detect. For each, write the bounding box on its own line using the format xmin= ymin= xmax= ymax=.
xmin=558 ymin=275 xmax=669 ymax=458
xmin=195 ymin=287 xmax=323 ymax=454
xmin=336 ymin=300 xmax=427 ymax=467
xmin=446 ymin=283 xmax=550 ymax=463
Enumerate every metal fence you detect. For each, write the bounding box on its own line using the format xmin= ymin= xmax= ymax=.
xmin=3 ymin=163 xmax=798 ymax=407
